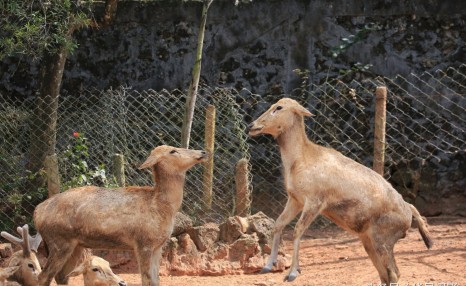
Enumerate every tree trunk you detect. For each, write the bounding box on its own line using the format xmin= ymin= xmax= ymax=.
xmin=180 ymin=0 xmax=213 ymax=148
xmin=25 ymin=48 xmax=68 ymax=194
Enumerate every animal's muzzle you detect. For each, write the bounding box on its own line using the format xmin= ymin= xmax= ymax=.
xmin=247 ymin=122 xmax=263 ymax=136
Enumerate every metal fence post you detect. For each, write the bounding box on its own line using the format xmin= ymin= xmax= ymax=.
xmin=235 ymin=158 xmax=250 ymax=217
xmin=113 ymin=153 xmax=125 ymax=187
xmin=203 ymin=104 xmax=215 ymax=211
xmin=45 ymin=153 xmax=60 ymax=197
xmin=373 ymin=86 xmax=387 ymax=176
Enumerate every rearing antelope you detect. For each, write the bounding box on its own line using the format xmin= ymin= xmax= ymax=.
xmin=248 ymin=98 xmax=432 ymax=284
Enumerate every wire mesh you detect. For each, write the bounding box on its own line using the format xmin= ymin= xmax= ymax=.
xmin=0 ymin=65 xmax=464 ymax=233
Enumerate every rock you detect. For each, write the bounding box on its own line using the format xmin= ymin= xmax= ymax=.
xmin=229 ymin=233 xmax=260 ymax=264
xmin=172 ymin=212 xmax=193 ymax=236
xmin=219 ymin=216 xmax=246 ymax=243
xmin=247 ymin=212 xmax=275 ymax=245
xmin=186 ymin=223 xmax=219 ymax=252
xmin=161 ymin=233 xmax=202 ymax=276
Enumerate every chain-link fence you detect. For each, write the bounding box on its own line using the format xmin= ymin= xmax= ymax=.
xmin=1 ymin=65 xmax=465 ymax=232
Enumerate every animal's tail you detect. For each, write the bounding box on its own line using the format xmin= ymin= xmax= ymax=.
xmin=408 ymin=204 xmax=433 ymax=249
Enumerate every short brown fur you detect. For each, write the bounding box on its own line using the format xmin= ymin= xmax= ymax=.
xmin=249 ymin=98 xmax=433 ymax=284
xmin=34 ymin=145 xmax=207 ymax=286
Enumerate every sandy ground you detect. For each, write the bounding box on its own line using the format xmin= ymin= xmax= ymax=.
xmin=59 ymin=217 xmax=465 ymax=286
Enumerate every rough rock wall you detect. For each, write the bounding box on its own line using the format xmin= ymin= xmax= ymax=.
xmin=1 ymin=0 xmax=465 ymax=97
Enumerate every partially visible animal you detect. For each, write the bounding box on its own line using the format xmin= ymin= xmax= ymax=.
xmin=34 ymin=145 xmax=207 ymax=286
xmin=1 ymin=225 xmax=42 ymax=286
xmin=248 ymin=98 xmax=433 ymax=284
xmin=67 ymin=255 xmax=126 ymax=286
xmin=0 ymin=266 xmax=20 ymax=286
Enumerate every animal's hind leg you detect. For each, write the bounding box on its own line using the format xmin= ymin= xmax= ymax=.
xmin=360 ymin=234 xmax=389 ymax=284
xmin=362 ymin=217 xmax=406 ymax=284
xmin=39 ymin=240 xmax=77 ymax=286
xmin=55 ymin=246 xmax=87 ymax=284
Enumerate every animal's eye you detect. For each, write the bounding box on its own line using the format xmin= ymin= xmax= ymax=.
xmin=28 ymin=263 xmax=34 ymax=269
xmin=92 ymin=268 xmax=99 ymax=272
xmin=276 ymin=106 xmax=283 ymax=111
xmin=170 ymin=150 xmax=177 ymax=154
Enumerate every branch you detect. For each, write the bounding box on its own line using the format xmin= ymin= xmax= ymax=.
xmin=101 ymin=0 xmax=118 ymax=28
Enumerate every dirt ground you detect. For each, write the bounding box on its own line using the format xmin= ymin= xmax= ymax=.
xmin=60 ymin=216 xmax=465 ymax=286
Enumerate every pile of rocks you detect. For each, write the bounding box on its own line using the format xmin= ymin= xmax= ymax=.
xmin=96 ymin=212 xmax=289 ymax=276
xmin=159 ymin=211 xmax=289 ymax=276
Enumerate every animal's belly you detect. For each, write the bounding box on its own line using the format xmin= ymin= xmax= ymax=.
xmin=321 ymin=208 xmax=370 ymax=234
xmin=78 ymin=234 xmax=132 ymax=250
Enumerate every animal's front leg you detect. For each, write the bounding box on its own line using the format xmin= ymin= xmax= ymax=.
xmin=149 ymin=247 xmax=163 ymax=286
xmin=136 ymin=245 xmax=159 ymax=286
xmin=284 ymin=199 xmax=322 ymax=282
xmin=261 ymin=197 xmax=302 ymax=274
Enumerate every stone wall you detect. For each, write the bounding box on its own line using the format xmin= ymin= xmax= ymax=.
xmin=1 ymin=0 xmax=465 ymax=97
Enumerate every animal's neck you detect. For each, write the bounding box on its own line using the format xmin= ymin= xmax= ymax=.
xmin=276 ymin=118 xmax=311 ymax=171
xmin=152 ymin=167 xmax=186 ymax=212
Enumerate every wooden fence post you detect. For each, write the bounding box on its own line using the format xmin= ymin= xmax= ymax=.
xmin=235 ymin=158 xmax=250 ymax=217
xmin=202 ymin=104 xmax=215 ymax=211
xmin=45 ymin=153 xmax=60 ymax=197
xmin=373 ymin=86 xmax=387 ymax=176
xmin=113 ymin=153 xmax=125 ymax=187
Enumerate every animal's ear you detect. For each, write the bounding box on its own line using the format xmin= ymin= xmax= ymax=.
xmin=139 ymin=150 xmax=162 ymax=169
xmin=1 ymin=265 xmax=20 ymax=278
xmin=67 ymin=262 xmax=86 ymax=277
xmin=292 ymin=104 xmax=314 ymax=117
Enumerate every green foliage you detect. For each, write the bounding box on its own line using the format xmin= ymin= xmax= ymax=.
xmin=0 ymin=0 xmax=94 ymax=60
xmin=61 ymin=131 xmax=112 ymax=189
xmin=330 ymin=22 xmax=383 ymax=58
xmin=0 ymin=170 xmax=47 ymax=231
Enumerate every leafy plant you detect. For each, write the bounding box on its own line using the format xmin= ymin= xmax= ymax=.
xmin=330 ymin=22 xmax=383 ymax=58
xmin=0 ymin=0 xmax=94 ymax=60
xmin=61 ymin=132 xmax=110 ymax=189
xmin=0 ymin=170 xmax=47 ymax=231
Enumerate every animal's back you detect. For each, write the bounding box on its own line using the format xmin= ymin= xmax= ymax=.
xmin=34 ymin=186 xmax=169 ymax=249
xmin=311 ymin=145 xmax=412 ymax=233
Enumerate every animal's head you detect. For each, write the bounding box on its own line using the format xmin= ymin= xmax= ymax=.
xmin=0 ymin=225 xmax=42 ymax=286
xmin=139 ymin=145 xmax=208 ymax=178
xmin=68 ymin=256 xmax=126 ymax=286
xmin=0 ymin=266 xmax=20 ymax=285
xmin=248 ymin=98 xmax=314 ymax=138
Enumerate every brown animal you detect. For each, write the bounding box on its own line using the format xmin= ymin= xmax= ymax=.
xmin=1 ymin=225 xmax=42 ymax=286
xmin=34 ymin=145 xmax=207 ymax=286
xmin=67 ymin=255 xmax=126 ymax=286
xmin=248 ymin=98 xmax=432 ymax=284
xmin=0 ymin=266 xmax=20 ymax=286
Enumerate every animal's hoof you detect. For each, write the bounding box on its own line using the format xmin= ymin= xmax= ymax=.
xmin=260 ymin=266 xmax=272 ymax=274
xmin=284 ymin=269 xmax=300 ymax=282
xmin=284 ymin=274 xmax=297 ymax=282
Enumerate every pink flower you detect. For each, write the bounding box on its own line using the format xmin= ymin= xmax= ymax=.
xmin=73 ymin=132 xmax=79 ymax=138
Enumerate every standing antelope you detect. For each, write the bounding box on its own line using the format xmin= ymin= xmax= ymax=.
xmin=1 ymin=225 xmax=42 ymax=286
xmin=248 ymin=98 xmax=432 ymax=284
xmin=34 ymin=145 xmax=207 ymax=286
